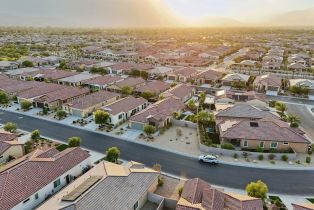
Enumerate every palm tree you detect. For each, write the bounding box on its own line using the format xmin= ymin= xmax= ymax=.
xmin=287 ymin=114 xmax=301 ymax=128
xmin=275 ymin=102 xmax=287 ymax=117
xmin=196 ymin=111 xmax=215 ymax=126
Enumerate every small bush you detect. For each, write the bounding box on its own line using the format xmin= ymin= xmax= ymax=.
xmin=258 ymin=155 xmax=264 ymax=161
xmin=233 ymin=153 xmax=238 ymax=159
xmin=256 ymin=147 xmax=264 ymax=153
xmin=281 ymin=155 xmax=288 ymax=162
xmin=268 ymin=154 xmax=276 ymax=160
xmin=178 ymin=187 xmax=183 ymax=197
xmin=56 ymin=144 xmax=68 ymax=152
xmin=158 ymin=177 xmax=164 ymax=187
xmin=221 ymin=143 xmax=234 ymax=150
xmin=270 ymin=160 xmax=276 ymax=164
xmin=296 ymin=160 xmax=301 ymax=164
xmin=306 ymin=156 xmax=311 ymax=164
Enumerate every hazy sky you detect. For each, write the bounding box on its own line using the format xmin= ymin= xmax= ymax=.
xmin=0 ymin=0 xmax=314 ymax=27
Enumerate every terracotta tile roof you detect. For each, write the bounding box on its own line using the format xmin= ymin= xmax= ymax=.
xmin=216 ymin=104 xmax=273 ymax=119
xmin=194 ymin=69 xmax=223 ymax=81
xmin=18 ymin=83 xmax=66 ymax=99
xmin=114 ymin=77 xmax=145 ymax=88
xmin=172 ymin=67 xmax=198 ymax=77
xmin=177 ymin=178 xmax=263 ymax=210
xmin=102 ymin=96 xmax=147 ymax=115
xmin=0 ymin=80 xmax=42 ymax=94
xmin=220 ymin=118 xmax=310 ymax=144
xmin=164 ymin=84 xmax=194 ymax=101
xmin=135 ymin=80 xmax=171 ymax=94
xmin=84 ymin=75 xmax=124 ymax=86
xmin=130 ymin=97 xmax=185 ymax=123
xmin=0 ymin=147 xmax=90 ymax=210
xmin=68 ymin=91 xmax=120 ymax=110
xmin=253 ymin=74 xmax=282 ymax=87
xmin=33 ymin=87 xmax=89 ymax=103
xmin=0 ymin=132 xmax=20 ymax=155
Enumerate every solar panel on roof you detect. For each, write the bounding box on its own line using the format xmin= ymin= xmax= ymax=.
xmin=62 ymin=176 xmax=102 ymax=201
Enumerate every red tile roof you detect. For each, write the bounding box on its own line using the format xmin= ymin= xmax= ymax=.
xmin=33 ymin=87 xmax=89 ymax=103
xmin=135 ymin=80 xmax=171 ymax=95
xmin=0 ymin=147 xmax=90 ymax=210
xmin=18 ymin=83 xmax=66 ymax=99
xmin=84 ymin=75 xmax=124 ymax=86
xmin=102 ymin=96 xmax=147 ymax=115
xmin=68 ymin=91 xmax=120 ymax=110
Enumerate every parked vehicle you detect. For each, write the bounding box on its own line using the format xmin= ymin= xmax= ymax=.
xmin=198 ymin=155 xmax=219 ymax=164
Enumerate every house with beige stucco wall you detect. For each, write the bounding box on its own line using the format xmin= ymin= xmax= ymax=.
xmin=0 ymin=131 xmax=24 ymax=164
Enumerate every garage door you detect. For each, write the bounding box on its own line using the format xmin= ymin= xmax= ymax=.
xmin=131 ymin=122 xmax=144 ymax=130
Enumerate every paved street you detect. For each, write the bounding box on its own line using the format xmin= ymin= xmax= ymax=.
xmin=266 ymin=95 xmax=314 ymax=106
xmin=286 ymin=104 xmax=314 ymax=142
xmin=0 ymin=110 xmax=314 ymax=195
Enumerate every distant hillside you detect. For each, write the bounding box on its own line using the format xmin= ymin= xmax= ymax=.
xmin=264 ymin=7 xmax=314 ymax=26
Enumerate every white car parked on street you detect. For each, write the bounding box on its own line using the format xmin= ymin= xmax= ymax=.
xmin=198 ymin=155 xmax=219 ymax=164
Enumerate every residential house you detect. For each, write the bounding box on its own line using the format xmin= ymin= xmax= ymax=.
xmin=5 ymin=67 xmax=40 ymax=79
xmin=194 ymin=69 xmax=223 ymax=85
xmin=0 ymin=131 xmax=24 ymax=164
xmin=162 ymin=84 xmax=195 ymax=102
xmin=63 ymin=91 xmax=120 ymax=117
xmin=83 ymin=75 xmax=124 ymax=91
xmin=33 ymin=87 xmax=90 ymax=109
xmin=253 ymin=74 xmax=282 ymax=96
xmin=0 ymin=147 xmax=91 ymax=210
xmin=262 ymin=55 xmax=283 ymax=70
xmin=129 ymin=97 xmax=186 ymax=130
xmin=221 ymin=73 xmax=250 ymax=87
xmin=231 ymin=60 xmax=259 ymax=70
xmin=101 ymin=96 xmax=148 ymax=126
xmin=135 ymin=80 xmax=171 ymax=96
xmin=58 ymin=72 xmax=101 ymax=87
xmin=0 ymin=61 xmax=19 ymax=71
xmin=288 ymin=62 xmax=308 ymax=71
xmin=20 ymin=69 xmax=79 ymax=83
xmin=166 ymin=67 xmax=198 ymax=83
xmin=217 ymin=117 xmax=310 ymax=153
xmin=0 ymin=79 xmax=42 ymax=98
xmin=106 ymin=77 xmax=146 ymax=93
xmin=292 ymin=203 xmax=314 ymax=210
xmin=176 ymin=178 xmax=263 ymax=210
xmin=17 ymin=83 xmax=66 ymax=103
xmin=289 ymin=79 xmax=314 ymax=100
xmin=37 ymin=161 xmax=159 ymax=210
xmin=215 ymin=104 xmax=274 ymax=122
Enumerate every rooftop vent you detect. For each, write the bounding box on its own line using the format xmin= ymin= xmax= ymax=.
xmin=250 ymin=122 xmax=259 ymax=127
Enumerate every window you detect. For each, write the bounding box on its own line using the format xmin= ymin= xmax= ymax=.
xmin=243 ymin=140 xmax=248 ymax=147
xmin=35 ymin=193 xmax=39 ymax=200
xmin=133 ymin=201 xmax=139 ymax=210
xmin=283 ymin=142 xmax=289 ymax=145
xmin=259 ymin=141 xmax=264 ymax=148
xmin=270 ymin=142 xmax=278 ymax=149
xmin=53 ymin=178 xmax=61 ymax=188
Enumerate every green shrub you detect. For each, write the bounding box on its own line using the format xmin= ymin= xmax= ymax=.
xmin=56 ymin=144 xmax=68 ymax=151
xmin=258 ymin=155 xmax=264 ymax=161
xmin=233 ymin=153 xmax=238 ymax=159
xmin=296 ymin=160 xmax=301 ymax=164
xmin=256 ymin=147 xmax=264 ymax=153
xmin=158 ymin=177 xmax=164 ymax=187
xmin=268 ymin=154 xmax=276 ymax=160
xmin=178 ymin=187 xmax=183 ymax=197
xmin=221 ymin=143 xmax=234 ymax=150
xmin=270 ymin=160 xmax=276 ymax=164
xmin=281 ymin=155 xmax=288 ymax=162
xmin=306 ymin=156 xmax=311 ymax=164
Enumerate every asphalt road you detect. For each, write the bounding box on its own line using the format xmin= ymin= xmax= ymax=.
xmin=1 ymin=110 xmax=314 ymax=195
xmin=287 ymin=104 xmax=314 ymax=142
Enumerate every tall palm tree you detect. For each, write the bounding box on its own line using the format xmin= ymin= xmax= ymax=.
xmin=196 ymin=111 xmax=215 ymax=126
xmin=275 ymin=102 xmax=287 ymax=117
xmin=287 ymin=114 xmax=301 ymax=128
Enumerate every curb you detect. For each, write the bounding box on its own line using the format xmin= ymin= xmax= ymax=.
xmin=2 ymin=107 xmax=314 ymax=171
